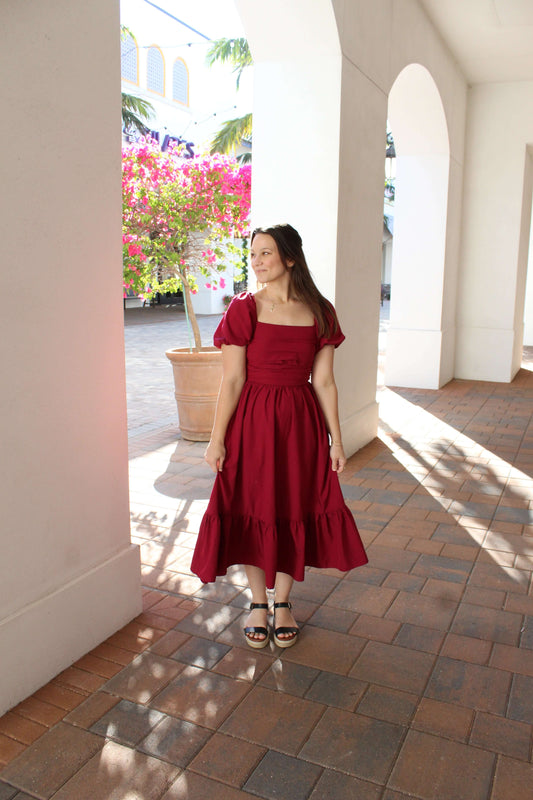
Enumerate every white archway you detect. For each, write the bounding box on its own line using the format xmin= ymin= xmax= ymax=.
xmin=385 ymin=64 xmax=453 ymax=388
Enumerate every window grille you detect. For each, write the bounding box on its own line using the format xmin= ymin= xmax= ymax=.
xmin=172 ymin=59 xmax=189 ymax=105
xmin=147 ymin=47 xmax=165 ymax=94
xmin=121 ymin=34 xmax=138 ymax=83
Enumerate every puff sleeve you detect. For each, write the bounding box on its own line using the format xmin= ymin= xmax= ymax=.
xmin=213 ymin=292 xmax=256 ymax=348
xmin=317 ymin=307 xmax=346 ymax=350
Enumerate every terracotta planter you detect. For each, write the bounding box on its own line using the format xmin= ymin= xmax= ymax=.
xmin=165 ymin=347 xmax=222 ymax=441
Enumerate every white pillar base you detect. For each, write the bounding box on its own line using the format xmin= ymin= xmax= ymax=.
xmin=342 ymin=400 xmax=380 ymax=457
xmin=0 ymin=545 xmax=141 ymax=716
xmin=455 ymin=326 xmax=517 ymax=382
xmin=385 ymin=328 xmax=444 ymax=389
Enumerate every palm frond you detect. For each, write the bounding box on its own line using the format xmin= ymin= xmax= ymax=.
xmin=210 ymin=114 xmax=253 ymax=155
xmin=121 ymin=93 xmax=154 ymax=134
xmin=206 ymin=38 xmax=252 ymax=90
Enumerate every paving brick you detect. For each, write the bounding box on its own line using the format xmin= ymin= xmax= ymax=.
xmin=349 ymin=641 xmax=435 ymax=694
xmin=220 ymin=686 xmax=324 ymax=756
xmin=349 ymin=614 xmax=401 ymax=643
xmin=490 ymin=642 xmax=533 ymax=676
xmin=326 ymin=581 xmax=397 ymax=617
xmin=138 ymin=716 xmax=212 ymax=767
xmin=259 ymin=661 xmax=319 ymax=698
xmin=300 ymin=707 xmax=404 ymax=783
xmin=304 ymin=671 xmax=366 ymax=711
xmin=0 ymin=785 xmax=18 ymax=800
xmin=151 ymin=665 xmax=250 ymax=730
xmin=411 ymin=554 xmax=471 ymax=584
xmin=90 ymin=642 xmax=137 ymax=666
xmin=441 ymin=633 xmax=492 ymax=665
xmin=412 ymin=697 xmax=473 ymax=741
xmin=462 ymin=585 xmax=506 ymax=609
xmin=212 ymin=647 xmax=273 ymax=683
xmin=51 ymin=740 xmax=179 ymax=800
xmin=356 ymin=685 xmax=418 ymax=726
xmin=243 ymin=749 xmax=322 ymax=800
xmin=468 ymin=563 xmax=529 ymax=594
xmin=451 ymin=603 xmax=523 ymax=645
xmin=278 ymin=627 xmax=366 ymax=675
xmin=507 ymin=673 xmax=533 ymax=722
xmin=308 ymin=770 xmax=382 ymax=800
xmin=0 ymin=735 xmax=26 ymax=767
xmin=491 ymin=755 xmax=533 ymax=800
xmin=364 ymin=545 xmax=419 ymax=573
xmin=0 ymin=723 xmax=103 ymax=798
xmin=148 ymin=629 xmax=191 ymax=657
xmin=33 ymin=683 xmax=87 ymax=712
xmin=10 ymin=697 xmax=64 ymax=729
xmin=425 ymin=656 xmax=512 ymax=714
xmin=382 ymin=572 xmax=426 ymax=592
xmin=389 ymin=729 xmax=495 ymax=800
xmin=171 ymin=636 xmax=231 ymax=670
xmin=63 ymin=692 xmax=120 ymax=729
xmin=90 ymin=700 xmax=165 ymax=746
xmin=0 ymin=713 xmax=47 ymax=746
xmin=73 ymin=654 xmax=124 ymax=679
xmin=470 ymin=711 xmax=531 ymax=760
xmin=174 ymin=600 xmax=242 ymax=640
xmin=161 ymin=771 xmax=257 ymax=799
xmin=190 ymin=733 xmax=266 ymax=788
xmin=103 ymin=652 xmax=184 ymax=704
xmin=393 ymin=624 xmax=445 ymax=654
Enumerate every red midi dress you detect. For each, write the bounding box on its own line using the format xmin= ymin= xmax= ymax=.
xmin=190 ymin=292 xmax=368 ymax=589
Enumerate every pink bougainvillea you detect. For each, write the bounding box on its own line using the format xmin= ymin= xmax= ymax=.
xmin=122 ymin=139 xmax=251 ymax=347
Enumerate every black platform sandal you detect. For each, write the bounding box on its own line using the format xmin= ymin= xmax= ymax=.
xmin=273 ymin=602 xmax=299 ymax=649
xmin=244 ymin=602 xmax=270 ymax=649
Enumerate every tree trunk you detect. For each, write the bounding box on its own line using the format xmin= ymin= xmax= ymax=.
xmin=179 ymin=269 xmax=202 ymax=351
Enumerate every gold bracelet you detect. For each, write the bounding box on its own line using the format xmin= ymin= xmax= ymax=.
xmin=331 ymin=440 xmax=342 ymax=445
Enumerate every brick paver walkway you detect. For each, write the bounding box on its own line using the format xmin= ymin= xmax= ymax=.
xmin=1 ymin=308 xmax=532 ymax=799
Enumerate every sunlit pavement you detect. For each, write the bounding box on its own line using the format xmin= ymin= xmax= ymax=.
xmin=1 ymin=306 xmax=533 ymax=799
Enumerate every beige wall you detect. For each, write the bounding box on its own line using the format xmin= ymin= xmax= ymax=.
xmin=0 ymin=0 xmax=141 ymax=715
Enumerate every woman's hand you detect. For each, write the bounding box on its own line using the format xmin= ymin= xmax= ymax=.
xmin=205 ymin=439 xmax=226 ymax=473
xmin=330 ymin=443 xmax=346 ymax=473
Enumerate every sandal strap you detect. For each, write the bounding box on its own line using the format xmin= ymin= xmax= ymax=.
xmin=244 ymin=626 xmax=268 ymax=636
xmin=249 ymin=602 xmax=268 ymax=610
xmin=274 ymin=626 xmax=299 ymax=636
xmin=273 ymin=601 xmax=291 ymax=609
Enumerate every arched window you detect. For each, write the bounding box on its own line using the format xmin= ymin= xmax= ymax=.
xmin=147 ymin=46 xmax=165 ymax=95
xmin=121 ymin=33 xmax=138 ymax=84
xmin=172 ymin=58 xmax=189 ymax=105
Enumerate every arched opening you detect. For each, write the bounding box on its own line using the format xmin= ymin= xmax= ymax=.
xmin=384 ymin=64 xmax=451 ymax=389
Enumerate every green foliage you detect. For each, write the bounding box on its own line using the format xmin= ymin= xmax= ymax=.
xmin=206 ymin=38 xmax=252 ymax=90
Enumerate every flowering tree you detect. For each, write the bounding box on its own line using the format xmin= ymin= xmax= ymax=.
xmin=122 ymin=140 xmax=251 ymax=349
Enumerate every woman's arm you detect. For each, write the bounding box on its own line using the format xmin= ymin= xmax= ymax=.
xmin=204 ymin=344 xmax=247 ymax=473
xmin=311 ymin=345 xmax=346 ymax=473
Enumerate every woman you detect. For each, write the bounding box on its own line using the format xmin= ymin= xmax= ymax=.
xmin=191 ymin=223 xmax=368 ymax=649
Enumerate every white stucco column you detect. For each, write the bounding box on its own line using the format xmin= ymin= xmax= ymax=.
xmin=235 ymin=0 xmax=380 ymax=453
xmin=456 ymin=82 xmax=533 ymax=381
xmin=0 ymin=0 xmax=141 ymax=715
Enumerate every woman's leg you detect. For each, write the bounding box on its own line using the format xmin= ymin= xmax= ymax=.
xmin=274 ymin=571 xmax=298 ymax=641
xmin=244 ymin=565 xmax=268 ymax=643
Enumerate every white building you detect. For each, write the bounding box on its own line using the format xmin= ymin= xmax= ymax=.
xmin=2 ymin=0 xmax=533 ymax=714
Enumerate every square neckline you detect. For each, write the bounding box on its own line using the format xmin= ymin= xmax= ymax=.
xmin=250 ymin=292 xmax=316 ymax=329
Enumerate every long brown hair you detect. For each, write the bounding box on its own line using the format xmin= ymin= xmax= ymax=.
xmin=251 ymin=223 xmax=339 ymax=337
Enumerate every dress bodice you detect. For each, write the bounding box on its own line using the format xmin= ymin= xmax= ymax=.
xmin=246 ymin=322 xmax=318 ymax=386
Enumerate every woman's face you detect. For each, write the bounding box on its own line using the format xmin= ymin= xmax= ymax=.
xmin=250 ymin=233 xmax=293 ymax=284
